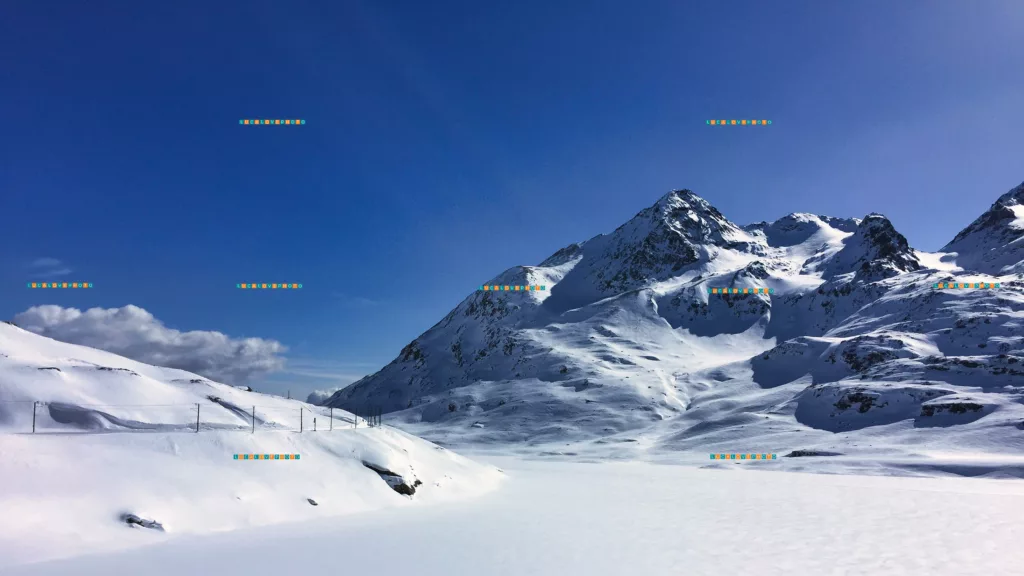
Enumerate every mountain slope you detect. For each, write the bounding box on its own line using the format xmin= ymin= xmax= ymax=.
xmin=942 ymin=182 xmax=1024 ymax=275
xmin=326 ymin=183 xmax=1024 ymax=468
xmin=0 ymin=323 xmax=500 ymax=566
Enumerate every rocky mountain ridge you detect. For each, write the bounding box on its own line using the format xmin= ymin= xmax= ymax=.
xmin=326 ymin=182 xmax=1024 ymax=461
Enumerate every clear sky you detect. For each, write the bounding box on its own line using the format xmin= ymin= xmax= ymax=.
xmin=2 ymin=0 xmax=1022 ymax=398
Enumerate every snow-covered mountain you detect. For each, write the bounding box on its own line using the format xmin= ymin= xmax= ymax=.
xmin=0 ymin=322 xmax=500 ymax=566
xmin=327 ymin=183 xmax=1024 ymax=465
xmin=941 ymin=182 xmax=1024 ymax=276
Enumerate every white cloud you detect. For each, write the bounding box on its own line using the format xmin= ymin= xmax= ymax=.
xmin=306 ymin=387 xmax=345 ymax=405
xmin=13 ymin=305 xmax=287 ymax=385
xmin=331 ymin=292 xmax=381 ymax=308
xmin=28 ymin=257 xmax=72 ymax=278
xmin=30 ymin=257 xmax=63 ymax=268
xmin=249 ymin=357 xmax=370 ymax=402
xmin=273 ymin=357 xmax=373 ymax=382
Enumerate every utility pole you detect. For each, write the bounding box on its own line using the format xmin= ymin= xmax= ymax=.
xmin=32 ymin=401 xmax=37 ymax=433
xmin=300 ymin=408 xmax=303 ymax=432
xmin=329 ymin=407 xmax=333 ymax=431
xmin=196 ymin=403 xmax=200 ymax=433
xmin=252 ymin=406 xmax=255 ymax=433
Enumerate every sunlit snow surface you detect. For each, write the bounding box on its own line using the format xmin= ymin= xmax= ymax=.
xmin=7 ymin=457 xmax=1024 ymax=576
xmin=0 ymin=323 xmax=502 ymax=568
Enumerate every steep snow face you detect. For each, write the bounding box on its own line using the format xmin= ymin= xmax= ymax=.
xmin=0 ymin=323 xmax=501 ymax=565
xmin=328 ymin=184 xmax=1024 ymax=468
xmin=942 ymin=181 xmax=1024 ymax=275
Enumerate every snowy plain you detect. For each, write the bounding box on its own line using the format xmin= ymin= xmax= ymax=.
xmin=7 ymin=456 xmax=1024 ymax=576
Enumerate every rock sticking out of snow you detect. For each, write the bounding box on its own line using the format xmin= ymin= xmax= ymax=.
xmin=120 ymin=513 xmax=164 ymax=531
xmin=784 ymin=450 xmax=843 ymax=458
xmin=363 ymin=461 xmax=423 ymax=496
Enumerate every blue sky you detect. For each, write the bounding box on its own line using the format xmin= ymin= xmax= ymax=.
xmin=2 ymin=0 xmax=1022 ymax=398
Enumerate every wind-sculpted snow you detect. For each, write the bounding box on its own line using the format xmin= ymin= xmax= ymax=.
xmin=328 ymin=182 xmax=1024 ymax=472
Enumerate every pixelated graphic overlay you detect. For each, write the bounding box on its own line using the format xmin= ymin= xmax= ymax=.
xmin=239 ymin=119 xmax=305 ymax=125
xmin=707 ymin=287 xmax=773 ymax=295
xmin=710 ymin=453 xmax=777 ymax=460
xmin=933 ymin=282 xmax=1000 ymax=289
xmin=479 ymin=285 xmax=546 ymax=291
xmin=707 ymin=119 xmax=772 ymax=125
xmin=237 ymin=283 xmax=303 ymax=289
xmin=28 ymin=282 xmax=93 ymax=289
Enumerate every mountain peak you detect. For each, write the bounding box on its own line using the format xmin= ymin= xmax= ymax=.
xmin=746 ymin=213 xmax=860 ymax=248
xmin=642 ymin=189 xmax=749 ymax=246
xmin=997 ymin=181 xmax=1024 ymax=205
xmin=823 ymin=213 xmax=920 ymax=281
xmin=941 ymin=181 xmax=1024 ymax=275
xmin=542 ymin=189 xmax=755 ymax=310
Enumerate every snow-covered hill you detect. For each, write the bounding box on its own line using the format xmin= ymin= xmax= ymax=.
xmin=327 ymin=183 xmax=1024 ymax=470
xmin=0 ymin=323 xmax=501 ymax=567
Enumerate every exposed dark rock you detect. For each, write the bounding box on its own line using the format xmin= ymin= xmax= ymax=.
xmin=920 ymin=402 xmax=984 ymax=417
xmin=946 ymin=182 xmax=1024 ymax=246
xmin=825 ymin=214 xmax=921 ymax=281
xmin=362 ymin=462 xmax=421 ymax=496
xmin=400 ymin=341 xmax=425 ymax=363
xmin=784 ymin=450 xmax=842 ymax=458
xmin=834 ymin=391 xmax=885 ymax=413
xmin=539 ymin=242 xmax=584 ymax=267
xmin=121 ymin=513 xmax=164 ymax=531
xmin=95 ymin=366 xmax=139 ymax=376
